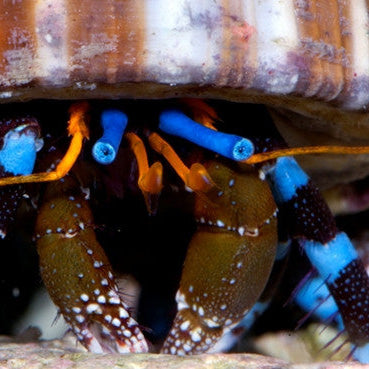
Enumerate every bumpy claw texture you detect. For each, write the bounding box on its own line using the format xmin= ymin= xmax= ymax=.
xmin=161 ymin=161 xmax=278 ymax=355
xmin=35 ymin=172 xmax=148 ymax=354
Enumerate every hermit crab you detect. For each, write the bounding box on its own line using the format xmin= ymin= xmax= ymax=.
xmin=2 ymin=0 xmax=369 ymax=365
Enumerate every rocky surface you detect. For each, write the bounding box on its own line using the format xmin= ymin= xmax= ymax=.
xmin=0 ymin=334 xmax=367 ymax=369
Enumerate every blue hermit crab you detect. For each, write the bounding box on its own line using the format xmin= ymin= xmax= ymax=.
xmin=1 ymin=0 xmax=369 ymax=364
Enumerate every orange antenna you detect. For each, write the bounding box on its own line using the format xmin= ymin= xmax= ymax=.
xmin=243 ymin=145 xmax=369 ymax=165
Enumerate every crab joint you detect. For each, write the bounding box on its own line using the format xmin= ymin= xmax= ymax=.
xmin=92 ymin=109 xmax=128 ymax=164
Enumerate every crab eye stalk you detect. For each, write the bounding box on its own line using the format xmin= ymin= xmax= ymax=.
xmin=0 ymin=118 xmax=43 ymax=176
xmin=92 ymin=109 xmax=128 ymax=165
xmin=159 ymin=110 xmax=254 ymax=161
xmin=0 ymin=117 xmax=42 ymax=238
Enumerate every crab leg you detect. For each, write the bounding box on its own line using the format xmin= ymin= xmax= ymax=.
xmin=265 ymin=156 xmax=369 ymax=363
xmin=35 ymin=171 xmax=148 ymax=353
xmin=294 ymin=274 xmax=343 ymax=329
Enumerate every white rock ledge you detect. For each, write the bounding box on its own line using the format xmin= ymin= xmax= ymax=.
xmin=0 ymin=336 xmax=367 ymax=369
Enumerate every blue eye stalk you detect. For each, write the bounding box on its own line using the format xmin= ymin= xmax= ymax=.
xmin=93 ymin=108 xmax=254 ymax=165
xmin=159 ymin=109 xmax=254 ymax=161
xmin=0 ymin=120 xmax=43 ymax=176
xmin=92 ymin=109 xmax=128 ymax=165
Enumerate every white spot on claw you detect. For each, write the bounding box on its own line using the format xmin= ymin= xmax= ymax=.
xmin=238 ymin=227 xmax=245 ymax=236
xmin=112 ymin=318 xmax=121 ymax=327
xmin=180 ymin=320 xmax=190 ymax=331
xmin=119 ymin=307 xmax=129 ymax=319
xmin=109 ymin=296 xmax=120 ymax=305
xmin=216 ymin=220 xmax=224 ymax=227
xmin=190 ymin=330 xmax=201 ymax=342
xmin=97 ymin=295 xmax=106 ymax=304
xmin=76 ymin=314 xmax=85 ymax=323
xmin=86 ymin=303 xmax=102 ymax=314
xmin=123 ymin=329 xmax=132 ymax=337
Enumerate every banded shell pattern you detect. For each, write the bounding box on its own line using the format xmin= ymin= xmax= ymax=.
xmin=0 ymin=0 xmax=368 ymax=110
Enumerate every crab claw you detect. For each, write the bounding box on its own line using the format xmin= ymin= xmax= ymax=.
xmin=35 ymin=173 xmax=148 ymax=354
xmin=161 ymin=161 xmax=278 ymax=355
xmin=161 ymin=304 xmax=225 ymax=355
xmin=64 ymin=287 xmax=148 ymax=354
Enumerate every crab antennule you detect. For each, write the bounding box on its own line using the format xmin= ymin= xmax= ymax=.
xmin=265 ymin=156 xmax=369 ymax=362
xmin=149 ymin=132 xmax=214 ymax=193
xmin=159 ymin=110 xmax=254 ymax=161
xmin=126 ymin=132 xmax=163 ymax=195
xmin=181 ymin=99 xmax=219 ymax=130
xmin=92 ymin=109 xmax=128 ymax=165
xmin=126 ymin=132 xmax=163 ymax=215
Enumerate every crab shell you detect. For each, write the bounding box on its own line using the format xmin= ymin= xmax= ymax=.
xmin=1 ymin=0 xmax=369 ymax=186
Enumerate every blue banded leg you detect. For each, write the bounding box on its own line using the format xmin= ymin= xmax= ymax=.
xmin=266 ymin=156 xmax=369 ymax=363
xmin=92 ymin=109 xmax=128 ymax=164
xmin=295 ymin=274 xmax=343 ymax=329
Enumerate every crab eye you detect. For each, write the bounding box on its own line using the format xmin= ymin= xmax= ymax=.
xmin=92 ymin=109 xmax=128 ymax=165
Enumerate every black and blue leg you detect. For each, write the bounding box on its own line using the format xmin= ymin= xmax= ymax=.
xmin=265 ymin=156 xmax=369 ymax=362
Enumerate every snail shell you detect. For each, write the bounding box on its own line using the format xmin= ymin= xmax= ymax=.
xmin=0 ymin=1 xmax=366 ymax=107
xmin=1 ymin=0 xmax=369 ymax=185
